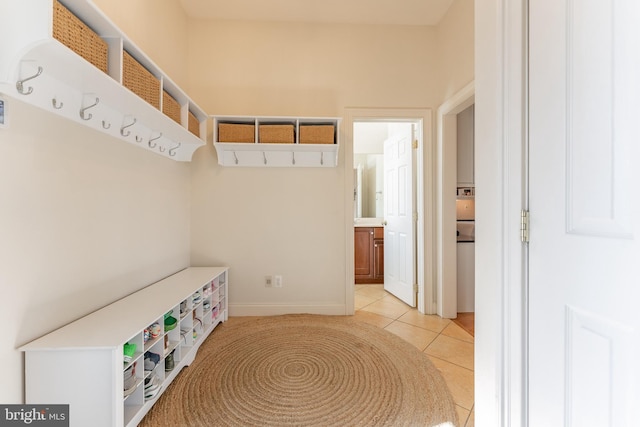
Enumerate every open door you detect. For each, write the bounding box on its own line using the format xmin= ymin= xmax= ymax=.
xmin=383 ymin=125 xmax=416 ymax=307
xmin=528 ymin=0 xmax=640 ymax=424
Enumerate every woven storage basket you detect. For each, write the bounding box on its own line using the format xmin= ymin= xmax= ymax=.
xmin=188 ymin=111 xmax=200 ymax=137
xmin=123 ymin=51 xmax=160 ymax=109
xmin=162 ymin=91 xmax=181 ymax=124
xmin=259 ymin=124 xmax=295 ymax=144
xmin=299 ymin=124 xmax=335 ymax=144
xmin=218 ymin=123 xmax=255 ymax=143
xmin=53 ymin=0 xmax=108 ymax=74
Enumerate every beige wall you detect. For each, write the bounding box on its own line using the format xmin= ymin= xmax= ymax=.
xmin=188 ymin=20 xmax=441 ymax=314
xmin=436 ymin=0 xmax=475 ymax=101
xmin=1 ymin=0 xmax=474 ymax=403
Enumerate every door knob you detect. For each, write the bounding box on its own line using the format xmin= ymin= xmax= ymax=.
xmin=382 ymin=220 xmax=388 ymax=226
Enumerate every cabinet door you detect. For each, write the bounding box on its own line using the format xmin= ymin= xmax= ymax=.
xmin=457 ymin=104 xmax=475 ymax=185
xmin=373 ymin=238 xmax=384 ymax=280
xmin=354 ymin=228 xmax=374 ymax=280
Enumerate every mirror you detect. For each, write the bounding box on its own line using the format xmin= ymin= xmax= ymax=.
xmin=353 ymin=122 xmax=387 ymax=219
xmin=354 ymin=154 xmax=384 ymax=218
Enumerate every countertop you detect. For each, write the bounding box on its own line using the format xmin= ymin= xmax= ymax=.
xmin=354 ymin=218 xmax=385 ymax=227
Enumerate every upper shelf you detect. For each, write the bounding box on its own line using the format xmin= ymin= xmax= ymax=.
xmin=212 ymin=116 xmax=342 ymax=167
xmin=0 ymin=0 xmax=207 ymax=162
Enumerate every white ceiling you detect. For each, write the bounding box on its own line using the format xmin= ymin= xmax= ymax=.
xmin=179 ymin=0 xmax=455 ymax=26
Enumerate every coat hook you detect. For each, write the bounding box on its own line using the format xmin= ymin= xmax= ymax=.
xmin=102 ymin=120 xmax=111 ymax=129
xmin=149 ymin=132 xmax=162 ymax=148
xmin=292 ymin=151 xmax=296 ymax=165
xmin=233 ymin=151 xmax=239 ymax=165
xmin=52 ymin=98 xmax=63 ymax=109
xmin=135 ymin=135 xmax=143 ymax=143
xmin=16 ymin=66 xmax=43 ymax=95
xmin=169 ymin=142 xmax=181 ymax=157
xmin=320 ymin=151 xmax=324 ymax=166
xmin=263 ymin=152 xmax=267 ymax=165
xmin=120 ymin=117 xmax=136 ymax=137
xmin=158 ymin=145 xmax=166 ymax=153
xmin=79 ymin=97 xmax=99 ymax=121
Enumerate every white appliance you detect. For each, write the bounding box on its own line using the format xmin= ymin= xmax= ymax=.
xmin=456 ymin=197 xmax=475 ymax=312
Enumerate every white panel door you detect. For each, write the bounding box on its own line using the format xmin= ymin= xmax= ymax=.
xmin=529 ymin=1 xmax=640 ymax=425
xmin=383 ymin=129 xmax=416 ymax=307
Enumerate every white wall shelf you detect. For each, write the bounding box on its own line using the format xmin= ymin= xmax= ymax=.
xmin=213 ymin=116 xmax=341 ymax=167
xmin=0 ymin=0 xmax=207 ymax=162
xmin=20 ymin=267 xmax=229 ymax=427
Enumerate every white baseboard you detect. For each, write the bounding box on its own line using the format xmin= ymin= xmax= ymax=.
xmin=229 ymin=304 xmax=348 ymax=317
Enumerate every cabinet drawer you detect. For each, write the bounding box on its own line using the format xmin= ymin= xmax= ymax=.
xmin=374 ymin=227 xmax=384 ymax=239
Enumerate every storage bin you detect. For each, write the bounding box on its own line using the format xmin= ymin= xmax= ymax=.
xmin=299 ymin=124 xmax=335 ymax=144
xmin=53 ymin=0 xmax=108 ymax=74
xmin=123 ymin=50 xmax=160 ymax=109
xmin=162 ymin=91 xmax=181 ymax=124
xmin=188 ymin=111 xmax=200 ymax=137
xmin=218 ymin=123 xmax=255 ymax=143
xmin=259 ymin=124 xmax=295 ymax=144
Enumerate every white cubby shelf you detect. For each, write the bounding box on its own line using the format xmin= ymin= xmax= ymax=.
xmin=213 ymin=116 xmax=342 ymax=167
xmin=0 ymin=0 xmax=207 ymax=161
xmin=20 ymin=267 xmax=228 ymax=427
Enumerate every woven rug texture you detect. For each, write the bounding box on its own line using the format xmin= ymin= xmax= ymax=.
xmin=139 ymin=314 xmax=458 ymax=426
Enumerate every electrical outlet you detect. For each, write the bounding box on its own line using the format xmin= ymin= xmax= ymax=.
xmin=274 ymin=275 xmax=283 ymax=288
xmin=265 ymin=275 xmax=273 ymax=287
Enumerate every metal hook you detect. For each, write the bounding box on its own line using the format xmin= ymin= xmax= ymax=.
xmin=158 ymin=145 xmax=166 ymax=153
xmin=263 ymin=152 xmax=267 ymax=165
xmin=233 ymin=151 xmax=239 ymax=165
xmin=120 ymin=117 xmax=136 ymax=137
xmin=292 ymin=151 xmax=296 ymax=165
xmin=149 ymin=132 xmax=162 ymax=148
xmin=102 ymin=120 xmax=111 ymax=129
xmin=79 ymin=97 xmax=99 ymax=121
xmin=169 ymin=142 xmax=181 ymax=157
xmin=320 ymin=151 xmax=324 ymax=166
xmin=16 ymin=66 xmax=43 ymax=95
xmin=52 ymin=98 xmax=63 ymax=109
xmin=135 ymin=135 xmax=143 ymax=143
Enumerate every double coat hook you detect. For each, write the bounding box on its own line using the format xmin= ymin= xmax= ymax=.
xmin=79 ymin=97 xmax=99 ymax=121
xmin=16 ymin=66 xmax=43 ymax=95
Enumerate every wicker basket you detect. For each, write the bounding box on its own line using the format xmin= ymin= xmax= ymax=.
xmin=299 ymin=125 xmax=335 ymax=144
xmin=259 ymin=124 xmax=295 ymax=144
xmin=123 ymin=51 xmax=160 ymax=109
xmin=218 ymin=123 xmax=255 ymax=143
xmin=162 ymin=91 xmax=181 ymax=124
xmin=188 ymin=111 xmax=200 ymax=137
xmin=53 ymin=0 xmax=108 ymax=74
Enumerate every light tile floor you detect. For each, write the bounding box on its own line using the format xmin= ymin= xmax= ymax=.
xmin=355 ymin=284 xmax=475 ymax=427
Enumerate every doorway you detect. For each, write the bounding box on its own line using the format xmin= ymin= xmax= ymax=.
xmin=343 ymin=108 xmax=435 ymax=315
xmin=436 ymin=82 xmax=475 ymax=319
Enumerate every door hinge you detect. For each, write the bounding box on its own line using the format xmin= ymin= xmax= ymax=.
xmin=412 ymin=139 xmax=418 ymax=149
xmin=521 ymin=210 xmax=530 ymax=243
xmin=413 ymin=283 xmax=419 ymax=293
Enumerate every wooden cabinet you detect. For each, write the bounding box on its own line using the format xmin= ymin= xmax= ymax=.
xmin=355 ymin=227 xmax=384 ymax=284
xmin=20 ymin=267 xmax=228 ymax=427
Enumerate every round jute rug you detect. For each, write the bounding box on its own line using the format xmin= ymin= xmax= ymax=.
xmin=139 ymin=314 xmax=458 ymax=427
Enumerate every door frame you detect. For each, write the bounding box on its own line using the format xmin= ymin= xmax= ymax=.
xmin=475 ymin=0 xmax=528 ymax=425
xmin=437 ymin=81 xmax=475 ymax=319
xmin=344 ymin=108 xmax=434 ymax=315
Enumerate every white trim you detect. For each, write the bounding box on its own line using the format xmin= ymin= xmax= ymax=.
xmin=475 ymin=0 xmax=528 ymax=426
xmin=436 ymin=81 xmax=475 ymax=319
xmin=343 ymin=108 xmax=434 ymax=314
xmin=229 ymin=304 xmax=346 ymax=316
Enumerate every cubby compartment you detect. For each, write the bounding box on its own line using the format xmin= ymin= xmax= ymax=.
xmin=21 ymin=267 xmax=228 ymax=427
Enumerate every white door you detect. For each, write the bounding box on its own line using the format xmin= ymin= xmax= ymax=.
xmin=529 ymin=1 xmax=640 ymax=425
xmin=383 ymin=126 xmax=416 ymax=307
